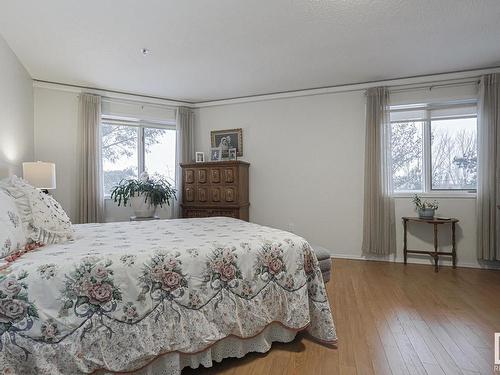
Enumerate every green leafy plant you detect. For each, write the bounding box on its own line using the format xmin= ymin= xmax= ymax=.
xmin=110 ymin=173 xmax=176 ymax=208
xmin=412 ymin=194 xmax=439 ymax=210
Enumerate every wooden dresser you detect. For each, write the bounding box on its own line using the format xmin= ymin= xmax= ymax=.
xmin=180 ymin=161 xmax=250 ymax=221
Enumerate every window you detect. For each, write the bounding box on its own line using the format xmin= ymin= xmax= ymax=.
xmin=431 ymin=117 xmax=477 ymax=190
xmin=144 ymin=127 xmax=176 ymax=180
xmin=101 ymin=117 xmax=176 ymax=196
xmin=389 ymin=102 xmax=477 ymax=194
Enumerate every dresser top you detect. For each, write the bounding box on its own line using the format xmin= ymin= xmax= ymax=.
xmin=181 ymin=160 xmax=250 ymax=167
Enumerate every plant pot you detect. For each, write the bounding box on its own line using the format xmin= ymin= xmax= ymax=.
xmin=418 ymin=208 xmax=435 ymax=219
xmin=130 ymin=194 xmax=157 ymax=218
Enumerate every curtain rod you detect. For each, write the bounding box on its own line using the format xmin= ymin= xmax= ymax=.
xmin=100 ymin=96 xmax=179 ymax=111
xmin=388 ymin=79 xmax=480 ymax=94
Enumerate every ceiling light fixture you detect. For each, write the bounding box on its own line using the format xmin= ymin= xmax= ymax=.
xmin=141 ymin=48 xmax=150 ymax=56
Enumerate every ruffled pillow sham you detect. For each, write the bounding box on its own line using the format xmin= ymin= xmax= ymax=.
xmin=0 ymin=189 xmax=27 ymax=258
xmin=0 ymin=176 xmax=73 ymax=244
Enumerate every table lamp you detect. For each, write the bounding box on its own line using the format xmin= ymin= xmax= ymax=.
xmin=22 ymin=161 xmax=56 ymax=193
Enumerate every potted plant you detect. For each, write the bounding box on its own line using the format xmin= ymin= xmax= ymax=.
xmin=110 ymin=172 xmax=177 ymax=218
xmin=412 ymin=194 xmax=439 ymax=219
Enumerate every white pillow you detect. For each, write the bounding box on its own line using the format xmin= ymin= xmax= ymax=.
xmin=0 ymin=189 xmax=27 ymax=258
xmin=0 ymin=176 xmax=73 ymax=244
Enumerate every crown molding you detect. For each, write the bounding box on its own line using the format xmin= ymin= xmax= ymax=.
xmin=32 ymin=80 xmax=195 ymax=108
xmin=193 ymin=66 xmax=500 ymax=108
xmin=33 ymin=65 xmax=500 ymax=109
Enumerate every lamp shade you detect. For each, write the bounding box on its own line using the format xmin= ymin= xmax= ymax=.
xmin=22 ymin=162 xmax=56 ymax=189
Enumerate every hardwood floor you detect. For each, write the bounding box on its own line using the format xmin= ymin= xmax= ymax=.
xmin=183 ymin=259 xmax=500 ymax=375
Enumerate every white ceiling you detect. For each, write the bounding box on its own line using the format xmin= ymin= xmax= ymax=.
xmin=0 ymin=0 xmax=499 ymax=102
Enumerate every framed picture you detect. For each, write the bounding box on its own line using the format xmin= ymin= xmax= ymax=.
xmin=228 ymin=148 xmax=237 ymax=160
xmin=211 ymin=128 xmax=243 ymax=157
xmin=210 ymin=147 xmax=222 ymax=161
xmin=195 ymin=152 xmax=205 ymax=163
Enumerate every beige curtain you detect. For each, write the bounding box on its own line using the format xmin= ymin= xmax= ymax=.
xmin=175 ymin=107 xmax=195 ymax=218
xmin=477 ymin=73 xmax=500 ymax=261
xmin=362 ymin=87 xmax=396 ymax=255
xmin=78 ymin=93 xmax=104 ymax=223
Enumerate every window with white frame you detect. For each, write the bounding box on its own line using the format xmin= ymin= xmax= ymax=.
xmin=101 ymin=116 xmax=176 ymax=196
xmin=389 ymin=101 xmax=477 ymax=194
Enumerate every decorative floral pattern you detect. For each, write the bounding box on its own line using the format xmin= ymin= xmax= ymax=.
xmin=3 ymin=239 xmax=12 ymax=253
xmin=186 ymin=248 xmax=199 ymax=257
xmin=0 ymin=217 xmax=336 ymax=374
xmin=187 ymin=291 xmax=202 ymax=308
xmin=7 ymin=212 xmax=20 ymax=228
xmin=40 ymin=319 xmax=59 ymax=342
xmin=204 ymin=246 xmax=243 ymax=289
xmin=255 ymin=242 xmax=287 ymax=281
xmin=138 ymin=251 xmax=188 ymax=310
xmin=37 ymin=263 xmax=58 ymax=280
xmin=59 ymin=257 xmax=122 ymax=317
xmin=0 ymin=189 xmax=26 ymax=259
xmin=301 ymin=243 xmax=328 ymax=302
xmin=0 ymin=272 xmax=38 ymax=359
xmin=121 ymin=302 xmax=139 ymax=323
xmin=119 ymin=254 xmax=136 ymax=266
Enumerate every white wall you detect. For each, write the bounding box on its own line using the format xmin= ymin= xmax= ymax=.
xmin=34 ymin=87 xmax=80 ymax=222
xmin=196 ymin=92 xmax=367 ymax=256
xmin=194 ymin=84 xmax=486 ymax=268
xmin=33 ymin=87 xmax=176 ymax=223
xmin=0 ymin=35 xmax=33 ymax=177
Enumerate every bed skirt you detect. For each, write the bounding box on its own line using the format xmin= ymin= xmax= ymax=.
xmin=101 ymin=322 xmax=299 ymax=375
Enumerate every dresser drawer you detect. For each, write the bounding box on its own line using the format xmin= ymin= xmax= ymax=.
xmin=184 ymin=169 xmax=195 ymax=184
xmin=196 ymin=168 xmax=208 ymax=184
xmin=183 ymin=208 xmax=210 ymax=218
xmin=182 ymin=208 xmax=240 ymax=219
xmin=222 ymin=167 xmax=236 ymax=183
xmin=197 ymin=187 xmax=208 ymax=202
xmin=210 ymin=187 xmax=222 ymax=202
xmin=209 ymin=209 xmax=238 ymax=218
xmin=210 ymin=168 xmax=221 ymax=183
xmin=223 ymin=186 xmax=237 ymax=203
xmin=184 ymin=187 xmax=195 ymax=202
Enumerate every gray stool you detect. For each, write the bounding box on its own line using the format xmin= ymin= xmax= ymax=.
xmin=311 ymin=245 xmax=332 ymax=283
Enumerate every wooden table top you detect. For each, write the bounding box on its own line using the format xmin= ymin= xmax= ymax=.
xmin=402 ymin=216 xmax=459 ymax=224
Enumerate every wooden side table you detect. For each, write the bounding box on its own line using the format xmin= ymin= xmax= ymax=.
xmin=402 ymin=217 xmax=459 ymax=272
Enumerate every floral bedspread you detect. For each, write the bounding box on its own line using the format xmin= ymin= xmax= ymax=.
xmin=0 ymin=217 xmax=337 ymax=374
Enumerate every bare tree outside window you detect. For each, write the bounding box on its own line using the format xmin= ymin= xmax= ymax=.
xmin=391 ymin=121 xmax=423 ymax=192
xmin=389 ymin=106 xmax=477 ymax=193
xmin=431 ymin=118 xmax=477 ymax=190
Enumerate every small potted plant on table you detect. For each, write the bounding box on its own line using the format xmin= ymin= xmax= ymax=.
xmin=412 ymin=194 xmax=439 ymax=219
xmin=111 ymin=172 xmax=177 ymax=218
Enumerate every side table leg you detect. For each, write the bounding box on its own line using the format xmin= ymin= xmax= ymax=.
xmin=452 ymin=222 xmax=457 ymax=269
xmin=433 ymin=223 xmax=439 ymax=272
xmin=403 ymin=219 xmax=408 ymax=265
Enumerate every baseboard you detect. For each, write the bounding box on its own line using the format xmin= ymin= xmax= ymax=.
xmin=329 ymin=252 xmax=500 ymax=270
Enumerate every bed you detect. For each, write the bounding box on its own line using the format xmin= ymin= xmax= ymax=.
xmin=0 ymin=215 xmax=336 ymax=374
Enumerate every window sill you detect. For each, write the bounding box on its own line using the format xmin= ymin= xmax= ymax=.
xmin=391 ymin=193 xmax=477 ymax=199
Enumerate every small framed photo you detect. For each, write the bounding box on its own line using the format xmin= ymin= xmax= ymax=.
xmin=195 ymin=152 xmax=205 ymax=163
xmin=211 ymin=128 xmax=243 ymax=157
xmin=210 ymin=147 xmax=222 ymax=161
xmin=228 ymin=148 xmax=237 ymax=160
